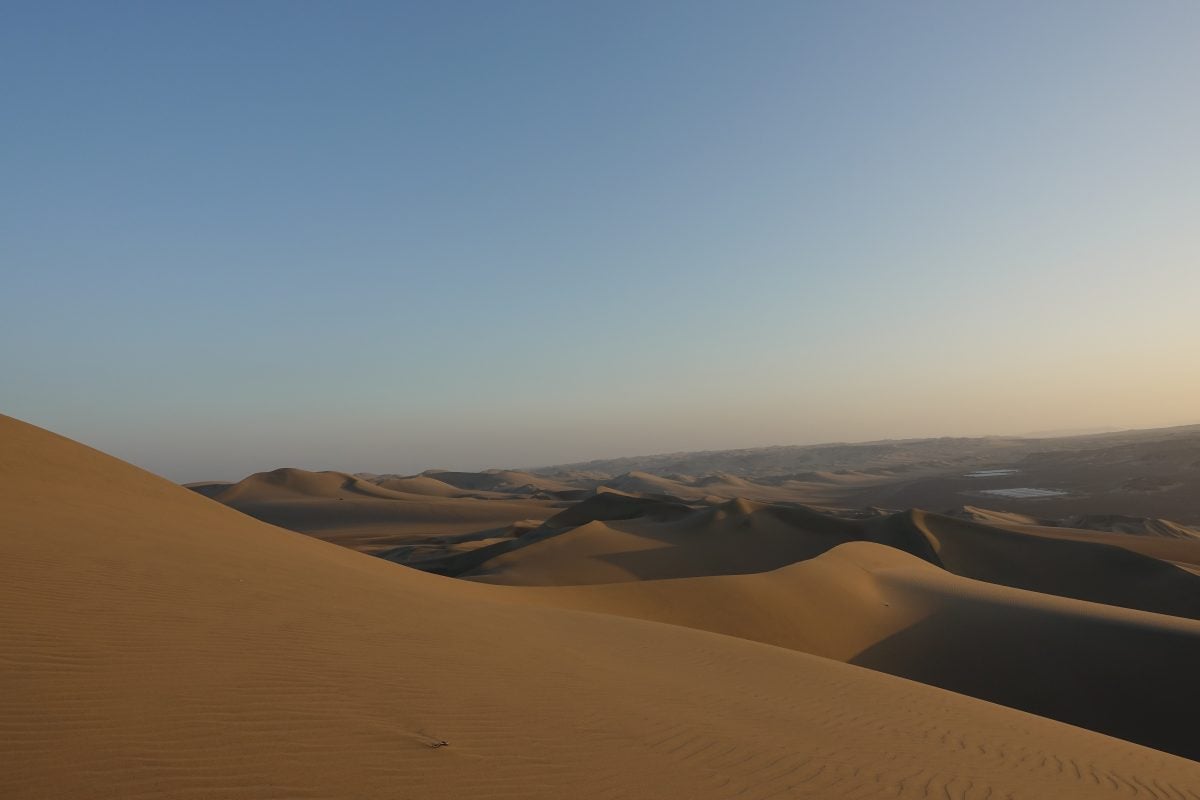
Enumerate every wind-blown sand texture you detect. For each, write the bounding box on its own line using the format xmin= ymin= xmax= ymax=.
xmin=4 ymin=414 xmax=1200 ymax=798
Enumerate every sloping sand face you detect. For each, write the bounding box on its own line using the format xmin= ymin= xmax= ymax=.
xmin=495 ymin=542 xmax=1200 ymax=759
xmin=2 ymin=414 xmax=1200 ymax=798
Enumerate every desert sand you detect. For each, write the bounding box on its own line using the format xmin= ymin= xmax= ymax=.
xmin=4 ymin=414 xmax=1200 ymax=798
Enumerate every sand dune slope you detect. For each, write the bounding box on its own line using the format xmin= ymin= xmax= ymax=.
xmin=499 ymin=542 xmax=1200 ymax=759
xmin=4 ymin=414 xmax=1200 ymax=798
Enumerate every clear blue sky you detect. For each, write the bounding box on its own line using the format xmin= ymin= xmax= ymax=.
xmin=3 ymin=1 xmax=1198 ymax=482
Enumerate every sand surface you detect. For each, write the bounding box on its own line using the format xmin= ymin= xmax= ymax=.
xmin=5 ymin=414 xmax=1200 ymax=798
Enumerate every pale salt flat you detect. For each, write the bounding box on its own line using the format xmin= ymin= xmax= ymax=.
xmin=965 ymin=469 xmax=1019 ymax=478
xmin=979 ymin=487 xmax=1069 ymax=499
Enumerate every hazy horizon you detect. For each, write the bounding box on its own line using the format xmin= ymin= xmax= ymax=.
xmin=77 ymin=417 xmax=1200 ymax=485
xmin=5 ymin=2 xmax=1199 ymax=483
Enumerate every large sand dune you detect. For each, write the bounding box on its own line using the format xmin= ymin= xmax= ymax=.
xmin=494 ymin=542 xmax=1200 ymax=759
xmin=5 ymin=413 xmax=1200 ymax=798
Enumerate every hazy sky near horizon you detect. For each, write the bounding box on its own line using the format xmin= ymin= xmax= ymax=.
xmin=3 ymin=1 xmax=1199 ymax=482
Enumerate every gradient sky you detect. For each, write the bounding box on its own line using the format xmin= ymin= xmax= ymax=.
xmin=3 ymin=1 xmax=1199 ymax=482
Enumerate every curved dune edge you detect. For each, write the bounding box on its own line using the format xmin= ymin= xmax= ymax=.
xmin=2 ymin=414 xmax=1199 ymax=799
xmin=488 ymin=542 xmax=1200 ymax=759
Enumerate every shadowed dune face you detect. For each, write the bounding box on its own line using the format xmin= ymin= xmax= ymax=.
xmin=895 ymin=510 xmax=1200 ymax=619
xmin=5 ymin=413 xmax=1200 ymax=798
xmin=848 ymin=566 xmax=1200 ymax=761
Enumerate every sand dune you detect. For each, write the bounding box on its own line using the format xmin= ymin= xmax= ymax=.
xmin=540 ymin=486 xmax=697 ymax=526
xmin=950 ymin=505 xmax=1200 ymax=538
xmin=463 ymin=497 xmax=864 ymax=585
xmin=419 ymin=468 xmax=585 ymax=495
xmin=372 ymin=474 xmax=492 ymax=498
xmin=893 ymin=509 xmax=1200 ymax=618
xmin=1061 ymin=513 xmax=1200 ymax=539
xmin=599 ymin=469 xmax=705 ymax=498
xmin=948 ymin=505 xmax=1047 ymax=526
xmin=495 ymin=542 xmax=1200 ymax=759
xmin=5 ymin=414 xmax=1200 ymax=797
xmin=210 ymin=467 xmax=420 ymax=502
xmin=949 ymin=507 xmax=1200 ymax=573
xmin=195 ymin=466 xmax=559 ymax=554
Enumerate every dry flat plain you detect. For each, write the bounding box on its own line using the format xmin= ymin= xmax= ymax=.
xmin=5 ymin=414 xmax=1200 ymax=799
